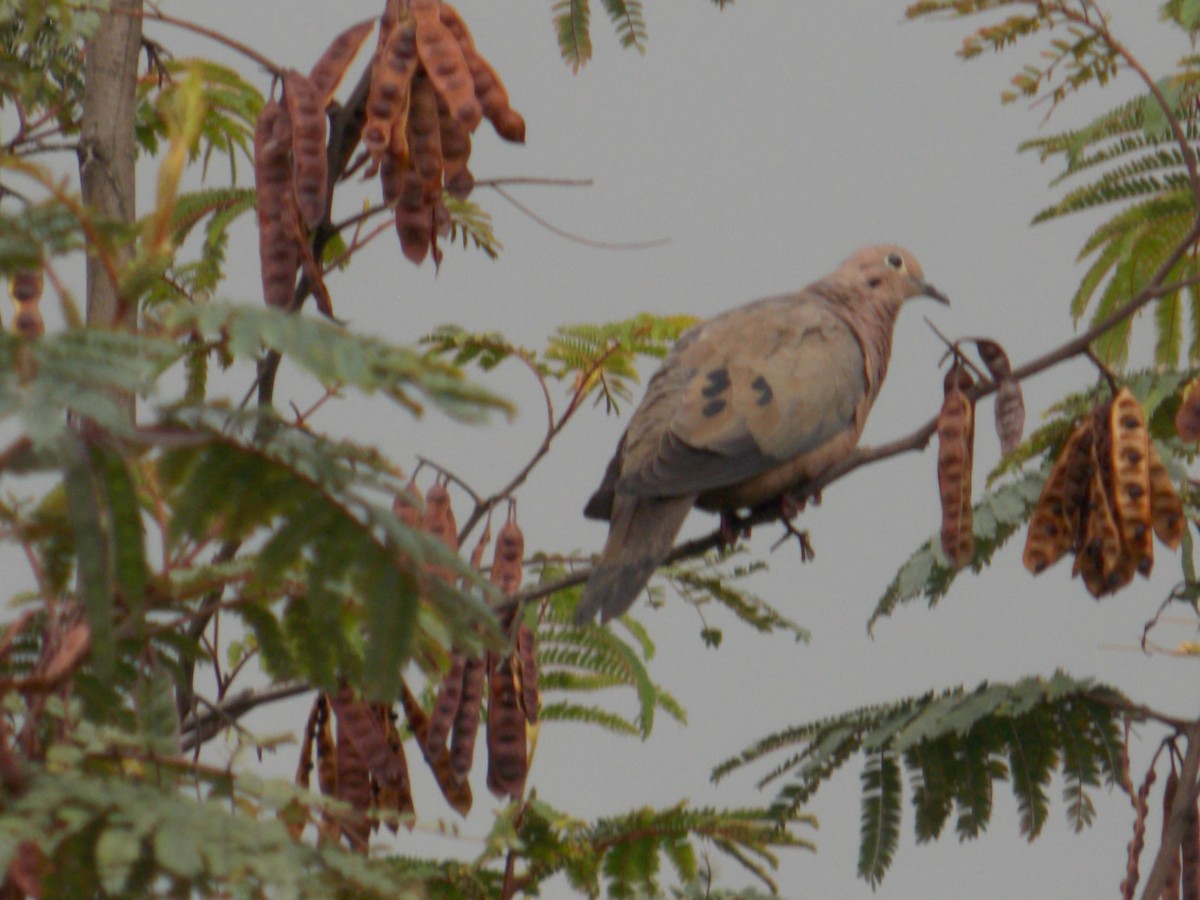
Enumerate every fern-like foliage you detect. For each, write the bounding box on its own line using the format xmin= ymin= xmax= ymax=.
xmin=443 ymin=194 xmax=502 ymax=259
xmin=713 ymin=672 xmax=1124 ymax=887
xmin=907 ymin=1 xmax=1200 ymax=366
xmin=553 ymin=0 xmax=725 ymax=69
xmin=872 ymin=369 xmax=1196 ymax=629
xmin=602 ymin=0 xmax=647 ymax=52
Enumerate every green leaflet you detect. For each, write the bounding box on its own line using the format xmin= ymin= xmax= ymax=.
xmin=715 ymin=672 xmax=1123 ymax=887
xmin=553 ymin=0 xmax=593 ymax=70
xmin=62 ymin=438 xmax=113 ymax=677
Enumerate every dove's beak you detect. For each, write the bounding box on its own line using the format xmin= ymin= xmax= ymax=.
xmin=914 ymin=278 xmax=949 ymax=305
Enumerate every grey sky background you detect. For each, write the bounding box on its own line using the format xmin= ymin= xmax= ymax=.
xmin=142 ymin=2 xmax=1196 ymax=896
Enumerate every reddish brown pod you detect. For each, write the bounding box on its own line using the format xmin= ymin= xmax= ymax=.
xmin=363 ymin=7 xmax=418 ymax=167
xmin=486 ymin=652 xmax=527 ymax=801
xmin=438 ymin=2 xmax=526 ymax=142
xmin=282 ymin=70 xmax=329 ymax=230
xmin=411 ymin=0 xmax=481 ymax=131
xmin=253 ymin=100 xmax=301 ymax=309
xmin=309 ymin=19 xmax=375 ymax=106
xmin=936 ymin=363 xmax=975 ymax=569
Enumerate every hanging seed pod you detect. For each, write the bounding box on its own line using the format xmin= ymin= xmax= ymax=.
xmin=491 ymin=510 xmax=524 ymax=595
xmin=437 ymin=91 xmax=474 ymax=198
xmin=329 ymin=686 xmax=410 ymax=798
xmin=1023 ymin=417 xmax=1092 ymax=574
xmin=309 ymin=19 xmax=375 ymax=106
xmin=254 ymin=100 xmax=301 ymax=308
xmin=1176 ymin=378 xmax=1200 ymax=442
xmin=936 ymin=364 xmax=975 ymax=569
xmin=438 ymin=2 xmax=525 ymax=142
xmin=282 ymin=70 xmax=328 ymax=230
xmin=399 ymin=682 xmax=473 ymax=815
xmin=426 ymin=652 xmax=465 ymax=757
xmin=334 ymin=716 xmax=372 ymax=852
xmin=1147 ymin=442 xmax=1184 ymax=550
xmin=7 ymin=268 xmax=42 ymax=305
xmin=973 ymin=340 xmax=1024 ymax=455
xmin=371 ymin=704 xmax=414 ymax=830
xmin=392 ymin=477 xmax=424 ymax=528
xmin=1109 ymin=388 xmax=1154 ymax=577
xmin=486 ymin=652 xmax=527 ymax=801
xmin=364 ymin=8 xmax=419 ymax=167
xmin=407 ymin=72 xmax=444 ymax=204
xmin=395 ymin=165 xmax=433 ymax=264
xmin=315 ymin=694 xmax=337 ymax=797
xmin=411 ymin=0 xmax=482 ymax=130
xmin=449 ymin=654 xmax=485 ymax=782
xmin=422 ymin=480 xmax=458 ymax=552
xmin=516 ymin=623 xmax=539 ymax=726
xmin=296 ymin=696 xmax=321 ymax=790
xmin=1085 ymin=409 xmax=1137 ymax=596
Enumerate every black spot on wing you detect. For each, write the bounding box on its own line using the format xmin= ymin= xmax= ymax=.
xmin=751 ymin=375 xmax=773 ymax=407
xmin=702 ymin=398 xmax=727 ymax=418
xmin=700 ymin=368 xmax=730 ymax=398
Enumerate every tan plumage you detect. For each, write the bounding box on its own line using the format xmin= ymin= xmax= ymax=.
xmin=577 ymin=245 xmax=948 ymax=623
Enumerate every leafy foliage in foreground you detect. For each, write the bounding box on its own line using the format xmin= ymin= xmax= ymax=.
xmin=713 ymin=673 xmax=1125 ymax=887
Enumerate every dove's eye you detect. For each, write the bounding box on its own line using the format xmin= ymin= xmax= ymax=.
xmin=886 ymin=253 xmax=904 ymax=271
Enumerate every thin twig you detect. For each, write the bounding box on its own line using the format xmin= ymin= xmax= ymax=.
xmin=1141 ymin=722 xmax=1200 ymax=900
xmin=486 ymin=183 xmax=670 ymax=251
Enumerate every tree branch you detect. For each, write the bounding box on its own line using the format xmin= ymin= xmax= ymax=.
xmin=179 ymin=679 xmax=310 ymax=752
xmin=1140 ymin=723 xmax=1200 ymax=900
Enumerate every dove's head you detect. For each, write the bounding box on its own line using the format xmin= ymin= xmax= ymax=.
xmin=838 ymin=245 xmax=949 ymax=313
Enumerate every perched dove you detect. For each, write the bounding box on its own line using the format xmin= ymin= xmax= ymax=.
xmin=576 ymin=245 xmax=948 ymax=624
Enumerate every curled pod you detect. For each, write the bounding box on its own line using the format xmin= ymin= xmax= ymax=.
xmin=399 ymin=682 xmax=473 ymax=816
xmin=973 ymin=338 xmax=1013 ymax=379
xmin=426 ymin=652 xmax=466 ymax=757
xmin=363 ymin=8 xmax=418 ymax=167
xmin=994 ymin=377 xmax=1025 ymax=456
xmin=411 ymin=0 xmax=481 ymax=130
xmin=486 ymin=652 xmax=528 ymax=801
xmin=437 ymin=91 xmax=474 ymax=199
xmin=936 ymin=364 xmax=975 ymax=569
xmin=295 ymin=696 xmax=322 ymax=791
xmin=1109 ymin=388 xmax=1154 ymax=577
xmin=516 ymin=623 xmax=539 ymax=726
xmin=449 ymin=654 xmax=485 ymax=783
xmin=309 ymin=19 xmax=375 ymax=105
xmin=282 ymin=70 xmax=328 ymax=230
xmin=1176 ymin=378 xmax=1200 ymax=442
xmin=1147 ymin=442 xmax=1184 ymax=550
xmin=253 ymin=100 xmax=301 ymax=308
xmin=438 ymin=2 xmax=525 ymax=142
xmin=1023 ymin=417 xmax=1092 ymax=574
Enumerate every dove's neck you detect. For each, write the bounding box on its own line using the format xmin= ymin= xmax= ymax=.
xmin=811 ymin=285 xmax=898 ymax=399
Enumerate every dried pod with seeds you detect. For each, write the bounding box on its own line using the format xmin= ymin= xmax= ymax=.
xmin=1109 ymin=388 xmax=1154 ymax=577
xmin=315 ymin=694 xmax=337 ymax=797
xmin=516 ymin=623 xmax=539 ymax=725
xmin=974 ymin=339 xmax=1012 ymax=379
xmin=490 ymin=513 xmax=524 ymax=595
xmin=1075 ymin=459 xmax=1126 ymax=598
xmin=392 ymin=478 xmax=424 ymax=528
xmin=282 ymin=70 xmax=328 ymax=230
xmin=426 ymin=652 xmax=465 ymax=757
xmin=329 ymin=686 xmax=410 ymax=799
xmin=295 ymin=697 xmax=321 ymax=791
xmin=371 ymin=704 xmax=414 ymax=829
xmin=309 ymin=19 xmax=375 ymax=106
xmin=437 ymin=91 xmax=474 ymax=198
xmin=407 ymin=73 xmax=444 ymax=195
xmin=486 ymin=652 xmax=527 ymax=800
xmin=8 ymin=269 xmax=42 ymax=305
xmin=438 ymin=2 xmax=525 ymax=142
xmin=422 ymin=480 xmax=458 ymax=552
xmin=974 ymin=340 xmax=1024 ymax=454
xmin=395 ymin=165 xmax=433 ymax=264
xmin=364 ymin=8 xmax=418 ymax=167
xmin=254 ymin=100 xmax=301 ymax=308
xmin=399 ymin=683 xmax=473 ymax=815
xmin=1024 ymin=417 xmax=1092 ymax=574
xmin=1147 ymin=442 xmax=1184 ymax=550
xmin=333 ymin=707 xmax=372 ymax=851
xmin=412 ymin=0 xmax=481 ymax=130
xmin=936 ymin=364 xmax=975 ymax=568
xmin=449 ymin=654 xmax=485 ymax=782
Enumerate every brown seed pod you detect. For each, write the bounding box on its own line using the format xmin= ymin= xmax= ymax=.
xmin=1077 ymin=409 xmax=1135 ymax=597
xmin=516 ymin=623 xmax=539 ymax=726
xmin=395 ymin=165 xmax=433 ymax=264
xmin=407 ymin=73 xmax=444 ymax=195
xmin=994 ymin=377 xmax=1025 ymax=455
xmin=399 ymin=681 xmax=473 ymax=815
xmin=315 ymin=693 xmax=337 ymax=797
xmin=1024 ymin=417 xmax=1092 ymax=574
xmin=449 ymin=654 xmax=485 ymax=782
xmin=392 ymin=477 xmax=424 ymax=529
xmin=371 ymin=703 xmax=414 ymax=830
xmin=364 ymin=8 xmax=419 ymax=168
xmin=309 ymin=19 xmax=375 ymax=106
xmin=438 ymin=2 xmax=525 ymax=142
xmin=936 ymin=364 xmax=975 ymax=569
xmin=437 ymin=91 xmax=474 ymax=199
xmin=1177 ymin=378 xmax=1200 ymax=442
xmin=486 ymin=652 xmax=528 ymax=801
xmin=426 ymin=652 xmax=466 ymax=757
xmin=411 ymin=0 xmax=482 ymax=131
xmin=282 ymin=70 xmax=328 ymax=230
xmin=253 ymin=100 xmax=301 ymax=308
xmin=1109 ymin=388 xmax=1154 ymax=577
xmin=490 ymin=512 xmax=524 ymax=595
xmin=329 ymin=686 xmax=410 ymax=798
xmin=973 ymin=339 xmax=1012 ymax=379
xmin=296 ymin=696 xmax=321 ymax=791
xmin=1147 ymin=441 xmax=1185 ymax=550
xmin=333 ymin=709 xmax=372 ymax=852
xmin=1123 ymin=762 xmax=1158 ymax=899
xmin=422 ymin=480 xmax=459 ymax=552
xmin=8 ymin=269 xmax=42 ymax=306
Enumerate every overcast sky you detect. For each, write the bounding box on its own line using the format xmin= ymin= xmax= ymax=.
xmin=150 ymin=2 xmax=1197 ymax=896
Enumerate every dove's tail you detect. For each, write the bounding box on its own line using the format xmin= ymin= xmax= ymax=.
xmin=575 ymin=493 xmax=693 ymax=624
